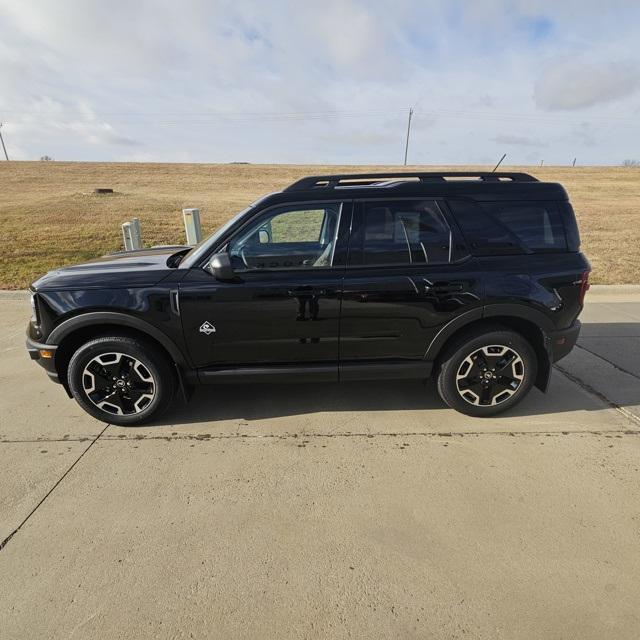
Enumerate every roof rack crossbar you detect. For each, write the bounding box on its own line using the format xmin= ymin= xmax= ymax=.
xmin=284 ymin=171 xmax=538 ymax=191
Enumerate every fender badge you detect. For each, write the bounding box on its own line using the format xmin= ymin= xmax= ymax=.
xmin=199 ymin=321 xmax=216 ymax=335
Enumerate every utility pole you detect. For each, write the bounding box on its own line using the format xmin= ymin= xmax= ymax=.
xmin=0 ymin=123 xmax=9 ymax=161
xmin=403 ymin=107 xmax=413 ymax=166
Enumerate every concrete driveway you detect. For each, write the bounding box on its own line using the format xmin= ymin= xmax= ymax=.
xmin=1 ymin=288 xmax=639 ymax=640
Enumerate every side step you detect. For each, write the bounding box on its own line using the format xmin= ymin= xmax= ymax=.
xmin=197 ymin=361 xmax=432 ymax=384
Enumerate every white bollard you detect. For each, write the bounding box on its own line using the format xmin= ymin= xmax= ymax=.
xmin=122 ymin=222 xmax=134 ymax=251
xmin=183 ymin=208 xmax=202 ymax=246
xmin=130 ymin=217 xmax=142 ymax=250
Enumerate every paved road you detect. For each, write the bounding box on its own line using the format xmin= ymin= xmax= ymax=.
xmin=1 ymin=289 xmax=639 ymax=639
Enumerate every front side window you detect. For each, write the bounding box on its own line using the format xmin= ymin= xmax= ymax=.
xmin=349 ymin=199 xmax=452 ymax=266
xmin=228 ymin=203 xmax=342 ymax=270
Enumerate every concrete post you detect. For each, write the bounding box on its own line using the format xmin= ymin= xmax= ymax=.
xmin=130 ymin=217 xmax=142 ymax=250
xmin=183 ymin=208 xmax=202 ymax=246
xmin=122 ymin=222 xmax=134 ymax=251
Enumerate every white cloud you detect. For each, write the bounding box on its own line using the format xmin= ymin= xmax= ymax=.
xmin=493 ymin=134 xmax=548 ymax=148
xmin=0 ymin=0 xmax=638 ymax=164
xmin=535 ymin=59 xmax=640 ymax=110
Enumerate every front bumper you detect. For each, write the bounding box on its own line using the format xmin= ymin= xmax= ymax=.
xmin=547 ymin=319 xmax=581 ymax=363
xmin=26 ymin=334 xmax=61 ymax=384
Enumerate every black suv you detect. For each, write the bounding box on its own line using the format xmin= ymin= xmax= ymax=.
xmin=26 ymin=172 xmax=590 ymax=425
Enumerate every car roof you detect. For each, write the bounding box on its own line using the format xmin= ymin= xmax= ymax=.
xmin=261 ymin=172 xmax=568 ymax=204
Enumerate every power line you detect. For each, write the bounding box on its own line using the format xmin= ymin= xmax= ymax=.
xmin=0 ymin=108 xmax=408 ymax=121
xmin=0 ymin=106 xmax=634 ymax=125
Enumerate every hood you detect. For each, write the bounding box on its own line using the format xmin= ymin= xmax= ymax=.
xmin=32 ymin=246 xmax=189 ymax=290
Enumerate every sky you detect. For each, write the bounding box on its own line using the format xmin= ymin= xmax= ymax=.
xmin=0 ymin=0 xmax=639 ymax=165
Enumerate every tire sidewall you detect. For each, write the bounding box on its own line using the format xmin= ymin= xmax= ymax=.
xmin=437 ymin=330 xmax=537 ymax=417
xmin=68 ymin=337 xmax=173 ymax=425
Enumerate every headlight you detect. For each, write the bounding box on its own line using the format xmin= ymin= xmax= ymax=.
xmin=30 ymin=293 xmax=39 ymax=323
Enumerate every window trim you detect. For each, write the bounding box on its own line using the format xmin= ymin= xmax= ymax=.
xmin=346 ymin=197 xmax=456 ymax=269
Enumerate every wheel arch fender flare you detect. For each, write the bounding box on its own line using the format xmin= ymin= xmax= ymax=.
xmin=481 ymin=303 xmax=556 ymax=334
xmin=423 ymin=308 xmax=484 ymax=362
xmin=425 ymin=303 xmax=554 ymax=392
xmin=47 ymin=311 xmax=190 ymax=368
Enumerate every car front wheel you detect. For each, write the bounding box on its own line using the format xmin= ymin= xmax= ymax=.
xmin=68 ymin=335 xmax=175 ymax=425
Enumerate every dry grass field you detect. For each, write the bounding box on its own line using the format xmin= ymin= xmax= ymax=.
xmin=0 ymin=161 xmax=638 ymax=288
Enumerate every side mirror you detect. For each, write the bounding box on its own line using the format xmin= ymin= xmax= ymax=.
xmin=205 ymin=252 xmax=238 ymax=282
xmin=258 ymin=228 xmax=270 ymax=244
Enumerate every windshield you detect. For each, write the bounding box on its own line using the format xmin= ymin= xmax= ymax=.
xmin=179 ymin=204 xmax=255 ymax=268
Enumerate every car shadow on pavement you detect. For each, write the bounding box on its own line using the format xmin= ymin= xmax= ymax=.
xmin=150 ymin=374 xmax=600 ymax=427
xmin=140 ymin=319 xmax=640 ymax=427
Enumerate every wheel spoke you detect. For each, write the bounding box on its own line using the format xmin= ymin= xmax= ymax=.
xmin=118 ymin=356 xmax=132 ymax=378
xmin=474 ymin=353 xmax=489 ymax=371
xmin=88 ymin=361 xmax=113 ymax=383
xmin=479 ymin=384 xmax=492 ymax=405
xmin=493 ymin=375 xmax=518 ymax=393
xmin=458 ymin=377 xmax=483 ymax=395
xmin=495 ymin=354 xmax=516 ymax=373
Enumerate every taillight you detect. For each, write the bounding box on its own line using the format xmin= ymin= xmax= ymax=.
xmin=579 ymin=270 xmax=590 ymax=306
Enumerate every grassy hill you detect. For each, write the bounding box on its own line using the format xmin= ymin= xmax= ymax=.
xmin=1 ymin=161 xmax=638 ymax=288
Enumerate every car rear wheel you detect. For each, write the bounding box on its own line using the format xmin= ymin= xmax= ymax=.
xmin=436 ymin=327 xmax=537 ymax=417
xmin=68 ymin=335 xmax=175 ymax=425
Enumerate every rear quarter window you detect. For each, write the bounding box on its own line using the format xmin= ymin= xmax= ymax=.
xmin=447 ymin=199 xmax=567 ymax=254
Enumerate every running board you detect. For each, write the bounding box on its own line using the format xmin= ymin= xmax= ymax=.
xmin=340 ymin=361 xmax=432 ymax=381
xmin=199 ymin=365 xmax=338 ymax=384
xmin=197 ymin=361 xmax=432 ymax=384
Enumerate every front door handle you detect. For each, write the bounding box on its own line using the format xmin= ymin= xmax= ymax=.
xmin=287 ymin=287 xmax=328 ymax=297
xmin=423 ymin=281 xmax=464 ymax=294
xmin=170 ymin=289 xmax=180 ymax=315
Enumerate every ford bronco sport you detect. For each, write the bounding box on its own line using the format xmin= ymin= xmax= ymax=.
xmin=26 ymin=172 xmax=590 ymax=425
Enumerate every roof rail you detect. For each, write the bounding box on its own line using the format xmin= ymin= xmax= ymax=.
xmin=284 ymin=171 xmax=539 ymax=191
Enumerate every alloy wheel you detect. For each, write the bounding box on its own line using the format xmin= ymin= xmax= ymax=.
xmin=82 ymin=352 xmax=156 ymax=416
xmin=455 ymin=344 xmax=525 ymax=406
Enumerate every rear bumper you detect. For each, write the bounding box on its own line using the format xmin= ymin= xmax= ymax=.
xmin=26 ymin=335 xmax=61 ymax=384
xmin=547 ymin=320 xmax=581 ymax=363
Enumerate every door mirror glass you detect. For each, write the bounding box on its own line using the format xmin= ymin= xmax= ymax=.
xmin=205 ymin=252 xmax=237 ymax=282
xmin=258 ymin=227 xmax=271 ymax=244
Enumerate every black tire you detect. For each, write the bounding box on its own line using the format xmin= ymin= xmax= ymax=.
xmin=436 ymin=327 xmax=537 ymax=417
xmin=68 ymin=335 xmax=175 ymax=426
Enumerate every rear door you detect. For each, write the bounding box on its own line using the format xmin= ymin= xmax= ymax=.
xmin=339 ymin=198 xmax=482 ymax=375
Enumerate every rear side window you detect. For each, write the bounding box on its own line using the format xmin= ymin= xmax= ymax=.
xmin=349 ymin=200 xmax=452 ymax=266
xmin=561 ymin=202 xmax=581 ymax=252
xmin=481 ymin=202 xmax=566 ymax=252
xmin=447 ymin=199 xmax=566 ymax=254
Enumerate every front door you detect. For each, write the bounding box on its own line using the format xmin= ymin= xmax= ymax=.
xmin=179 ymin=201 xmax=351 ymax=373
xmin=339 ymin=198 xmax=482 ymax=368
